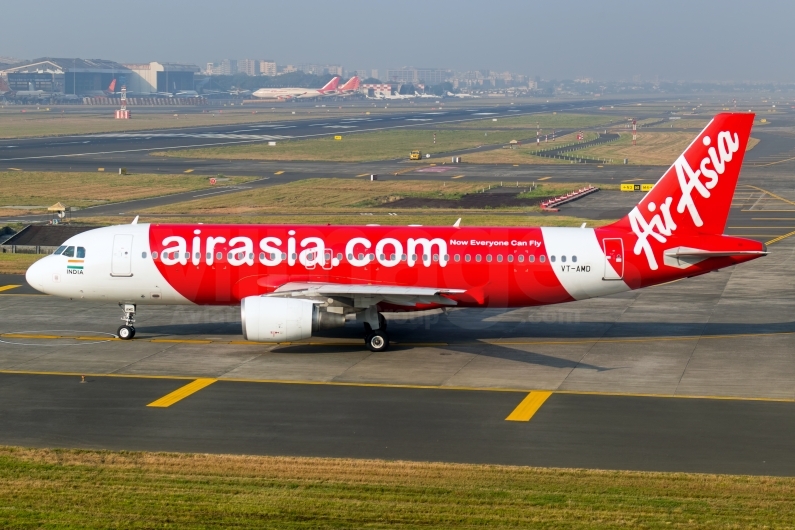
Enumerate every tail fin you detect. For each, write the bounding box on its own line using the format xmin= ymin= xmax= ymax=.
xmin=340 ymin=76 xmax=360 ymax=91
xmin=108 ymin=79 xmax=117 ymax=93
xmin=321 ymin=76 xmax=340 ymax=92
xmin=612 ymin=113 xmax=754 ymax=238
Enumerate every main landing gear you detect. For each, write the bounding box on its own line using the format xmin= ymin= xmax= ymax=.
xmin=117 ymin=303 xmax=136 ymax=340
xmin=362 ymin=312 xmax=389 ymax=352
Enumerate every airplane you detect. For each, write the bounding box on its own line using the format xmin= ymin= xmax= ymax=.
xmin=446 ymin=91 xmax=479 ymax=98
xmin=9 ymin=82 xmax=50 ymax=101
xmin=333 ymin=76 xmax=361 ymax=96
xmin=252 ymin=77 xmax=340 ymax=100
xmin=83 ymin=79 xmax=118 ymax=97
xmin=415 ymin=91 xmax=438 ymax=99
xmin=26 ymin=113 xmax=765 ymax=353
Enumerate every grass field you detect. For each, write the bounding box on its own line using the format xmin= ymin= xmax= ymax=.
xmin=1 ymin=447 xmax=794 ymax=529
xmin=569 ymin=131 xmax=760 ymax=165
xmin=141 ymin=178 xmax=601 ymax=217
xmin=453 ymin=112 xmax=615 ymax=130
xmin=428 ymin=132 xmax=594 ymax=164
xmin=153 ymin=129 xmax=530 ymax=162
xmin=0 ymin=253 xmax=41 ymax=274
xmin=0 ymin=172 xmax=253 ymax=215
xmin=0 ymin=106 xmax=411 ymax=139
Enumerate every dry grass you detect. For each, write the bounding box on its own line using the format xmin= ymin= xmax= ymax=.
xmin=0 ymin=253 xmax=42 ymax=274
xmin=140 ymin=178 xmax=595 ymax=217
xmin=429 ymin=132 xmax=590 ymax=164
xmin=0 ymin=172 xmax=253 ymax=215
xmin=1 ymin=446 xmax=794 ymax=529
xmin=153 ymin=129 xmax=527 ymax=162
xmin=569 ymin=131 xmax=760 ymax=165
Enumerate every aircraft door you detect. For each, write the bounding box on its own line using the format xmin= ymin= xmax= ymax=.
xmin=602 ymin=238 xmax=624 ymax=280
xmin=111 ymin=234 xmax=134 ymax=277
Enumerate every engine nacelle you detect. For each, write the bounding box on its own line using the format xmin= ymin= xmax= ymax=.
xmin=241 ymin=296 xmax=345 ymax=342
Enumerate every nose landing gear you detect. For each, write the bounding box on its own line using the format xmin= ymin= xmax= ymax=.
xmin=117 ymin=303 xmax=136 ymax=340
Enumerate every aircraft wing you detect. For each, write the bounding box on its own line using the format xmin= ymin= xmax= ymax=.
xmin=269 ymin=282 xmax=465 ymax=307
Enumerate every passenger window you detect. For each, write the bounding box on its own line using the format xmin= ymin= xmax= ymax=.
xmin=454 ymin=254 xmax=460 ymax=262
xmin=497 ymin=255 xmax=503 ymax=263
xmin=572 ymin=255 xmax=578 ymax=263
xmin=358 ymin=253 xmax=364 ymax=261
xmin=195 ymin=252 xmax=200 ymax=260
xmin=216 ymin=252 xmax=222 ymax=260
xmin=486 ymin=255 xmax=492 ymax=263
xmin=529 ymin=255 xmax=535 ymax=263
xmin=259 ymin=252 xmax=265 ymax=260
xmin=141 ymin=252 xmax=147 ymax=259
xmin=540 ymin=255 xmax=546 ymax=263
xmin=62 ymin=246 xmax=75 ymax=258
xmin=337 ymin=253 xmax=343 ymax=261
xmin=412 ymin=254 xmax=418 ymax=261
xmin=476 ymin=255 xmax=482 ymax=262
xmin=367 ymin=253 xmax=374 ymax=261
xmin=465 ymin=254 xmax=471 ymax=262
xmin=281 ymin=253 xmax=287 ymax=260
xmin=206 ymin=252 xmax=211 ymax=260
xmin=561 ymin=255 xmax=566 ymax=263
xmin=348 ymin=253 xmax=354 ymax=260
xmin=401 ymin=254 xmax=407 ymax=261
xmin=507 ymin=255 xmax=513 ymax=263
xmin=433 ymin=254 xmax=439 ymax=262
xmin=152 ymin=251 xmax=158 ymax=259
xmin=227 ymin=253 xmax=233 ymax=260
xmin=54 ymin=246 xmax=66 ymax=255
xmin=550 ymin=255 xmax=556 ymax=263
xmin=518 ymin=255 xmax=524 ymax=263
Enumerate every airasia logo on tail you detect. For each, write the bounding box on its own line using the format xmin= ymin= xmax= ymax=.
xmin=628 ymin=129 xmax=741 ymax=270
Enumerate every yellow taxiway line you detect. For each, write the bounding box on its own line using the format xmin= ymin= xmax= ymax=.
xmin=505 ymin=391 xmax=552 ymax=421
xmin=147 ymin=378 xmax=217 ymax=407
xmin=274 ymin=170 xmax=285 ymax=175
xmin=537 ymin=176 xmax=552 ymax=181
xmin=767 ymin=230 xmax=795 ymax=245
xmin=0 ymin=285 xmax=21 ymax=292
xmin=1 ymin=369 xmax=794 ymax=404
xmin=183 ymin=169 xmax=194 ymax=173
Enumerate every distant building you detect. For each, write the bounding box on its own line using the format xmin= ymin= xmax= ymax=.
xmin=0 ymin=57 xmax=129 ymax=95
xmin=259 ymin=60 xmax=276 ymax=76
xmin=238 ymin=59 xmax=258 ymax=76
xmin=280 ymin=64 xmax=298 ymax=75
xmin=386 ymin=68 xmax=451 ymax=85
xmin=124 ymin=62 xmax=200 ymax=93
xmin=219 ymin=59 xmax=237 ymax=76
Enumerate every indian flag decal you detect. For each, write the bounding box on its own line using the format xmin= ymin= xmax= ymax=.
xmin=67 ymin=259 xmax=84 ymax=271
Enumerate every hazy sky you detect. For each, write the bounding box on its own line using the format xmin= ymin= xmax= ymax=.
xmin=1 ymin=0 xmax=792 ymax=81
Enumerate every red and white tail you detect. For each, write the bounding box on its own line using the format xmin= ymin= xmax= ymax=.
xmin=612 ymin=113 xmax=755 ymax=237
xmin=320 ymin=76 xmax=340 ymax=92
xmin=339 ymin=76 xmax=360 ymax=91
xmin=108 ymin=79 xmax=117 ymax=93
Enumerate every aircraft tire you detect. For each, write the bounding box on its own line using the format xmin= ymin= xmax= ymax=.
xmin=117 ymin=325 xmax=135 ymax=340
xmin=365 ymin=330 xmax=389 ymax=352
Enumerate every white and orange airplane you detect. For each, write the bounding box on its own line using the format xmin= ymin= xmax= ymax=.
xmin=333 ymin=76 xmax=361 ymax=96
xmin=251 ymin=76 xmax=340 ymax=100
xmin=26 ymin=114 xmax=765 ymax=351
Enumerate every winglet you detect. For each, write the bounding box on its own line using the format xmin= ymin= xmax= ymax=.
xmin=453 ymin=218 xmax=461 ymax=228
xmin=131 ymin=215 xmax=139 ymax=225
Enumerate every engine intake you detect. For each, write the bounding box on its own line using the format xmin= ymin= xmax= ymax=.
xmin=241 ymin=296 xmax=345 ymax=342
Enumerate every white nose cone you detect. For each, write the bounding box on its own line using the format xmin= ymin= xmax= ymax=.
xmin=25 ymin=257 xmax=49 ymax=294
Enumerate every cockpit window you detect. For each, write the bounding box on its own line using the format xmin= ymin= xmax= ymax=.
xmin=54 ymin=246 xmax=66 ymax=255
xmin=62 ymin=246 xmax=75 ymax=258
xmin=76 ymin=247 xmax=86 ymax=259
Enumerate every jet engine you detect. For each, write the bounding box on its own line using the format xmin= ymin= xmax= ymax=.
xmin=241 ymin=296 xmax=345 ymax=342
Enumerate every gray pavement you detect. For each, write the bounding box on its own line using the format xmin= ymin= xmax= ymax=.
xmin=0 ymin=216 xmax=793 ymax=473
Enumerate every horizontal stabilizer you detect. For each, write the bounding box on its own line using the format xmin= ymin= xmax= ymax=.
xmin=663 ymin=246 xmax=768 ymax=269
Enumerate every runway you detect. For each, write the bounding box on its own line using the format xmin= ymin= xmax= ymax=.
xmin=0 ymin=98 xmax=624 ymax=171
xmin=1 ymin=232 xmax=794 ymax=474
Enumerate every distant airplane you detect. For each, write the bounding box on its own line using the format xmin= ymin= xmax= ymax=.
xmin=333 ymin=76 xmax=361 ymax=96
xmin=83 ymin=79 xmax=118 ymax=97
xmin=252 ymin=77 xmax=340 ymax=100
xmin=415 ymin=91 xmax=438 ymax=99
xmin=447 ymin=91 xmax=479 ymax=98
xmin=11 ymin=82 xmax=50 ymax=101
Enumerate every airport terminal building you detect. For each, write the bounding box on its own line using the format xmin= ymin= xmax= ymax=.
xmin=0 ymin=58 xmax=199 ymax=96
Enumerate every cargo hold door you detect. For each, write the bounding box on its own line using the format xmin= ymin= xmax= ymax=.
xmin=602 ymin=238 xmax=624 ymax=280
